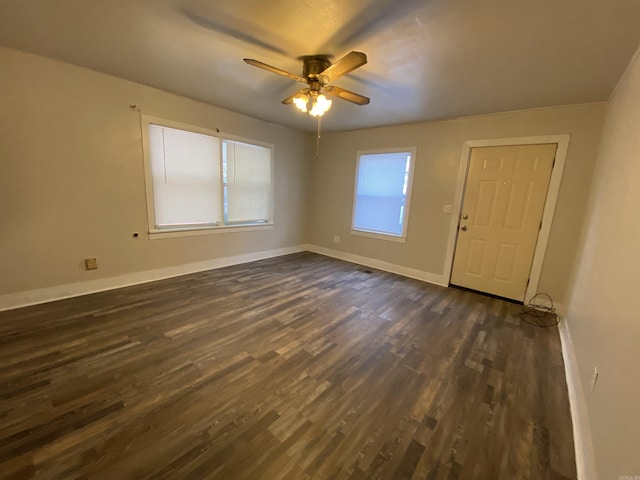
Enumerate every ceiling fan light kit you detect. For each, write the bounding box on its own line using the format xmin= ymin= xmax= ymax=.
xmin=293 ymin=92 xmax=333 ymax=117
xmin=243 ymin=51 xmax=370 ymax=119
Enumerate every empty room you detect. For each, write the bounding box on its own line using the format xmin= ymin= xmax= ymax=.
xmin=1 ymin=1 xmax=639 ymax=479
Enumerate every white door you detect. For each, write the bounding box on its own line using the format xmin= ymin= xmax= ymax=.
xmin=450 ymin=144 xmax=556 ymax=301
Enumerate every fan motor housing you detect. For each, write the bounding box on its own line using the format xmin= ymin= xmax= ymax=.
xmin=301 ymin=56 xmax=332 ymax=82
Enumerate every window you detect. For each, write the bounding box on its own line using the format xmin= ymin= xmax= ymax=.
xmin=142 ymin=117 xmax=273 ymax=237
xmin=351 ymin=148 xmax=416 ymax=241
xmin=223 ymin=139 xmax=272 ymax=225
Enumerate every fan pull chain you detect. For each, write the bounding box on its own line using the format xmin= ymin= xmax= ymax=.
xmin=316 ymin=115 xmax=322 ymax=160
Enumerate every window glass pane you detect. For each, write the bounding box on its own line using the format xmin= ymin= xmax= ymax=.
xmin=148 ymin=124 xmax=221 ymax=228
xmin=353 ymin=152 xmax=411 ymax=236
xmin=223 ymin=140 xmax=272 ymax=224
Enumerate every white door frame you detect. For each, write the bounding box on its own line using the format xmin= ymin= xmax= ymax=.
xmin=444 ymin=135 xmax=570 ymax=302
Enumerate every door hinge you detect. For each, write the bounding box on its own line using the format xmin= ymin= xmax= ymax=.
xmin=526 ymin=277 xmax=530 ymax=287
xmin=552 ymin=157 xmax=556 ymax=168
xmin=539 ymin=221 xmax=543 ymax=231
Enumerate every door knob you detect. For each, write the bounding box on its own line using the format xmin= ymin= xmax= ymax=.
xmin=462 ymin=214 xmax=468 ymax=220
xmin=460 ymin=225 xmax=467 ymax=231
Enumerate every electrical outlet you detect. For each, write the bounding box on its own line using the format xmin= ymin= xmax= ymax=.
xmin=85 ymin=257 xmax=98 ymax=270
xmin=591 ymin=367 xmax=599 ymax=391
xmin=333 ymin=236 xmax=340 ymax=244
xmin=443 ymin=204 xmax=453 ymax=213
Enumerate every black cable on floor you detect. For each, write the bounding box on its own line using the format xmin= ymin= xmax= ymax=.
xmin=519 ymin=292 xmax=560 ymax=328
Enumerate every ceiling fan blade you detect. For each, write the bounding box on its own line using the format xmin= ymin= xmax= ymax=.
xmin=323 ymin=86 xmax=370 ymax=105
xmin=243 ymin=59 xmax=307 ymax=83
xmin=318 ymin=51 xmax=367 ymax=84
xmin=282 ymin=90 xmax=308 ymax=104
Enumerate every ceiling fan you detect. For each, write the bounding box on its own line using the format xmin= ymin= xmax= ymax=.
xmin=243 ymin=51 xmax=370 ymax=118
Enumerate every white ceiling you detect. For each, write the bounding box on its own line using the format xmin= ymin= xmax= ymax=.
xmin=1 ymin=0 xmax=639 ymax=133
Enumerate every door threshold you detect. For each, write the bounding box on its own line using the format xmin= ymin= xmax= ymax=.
xmin=449 ymin=284 xmax=524 ymax=305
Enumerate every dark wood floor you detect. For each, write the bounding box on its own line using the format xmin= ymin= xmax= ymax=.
xmin=0 ymin=252 xmax=576 ymax=479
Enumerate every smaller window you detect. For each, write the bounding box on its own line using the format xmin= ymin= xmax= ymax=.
xmin=351 ymin=148 xmax=416 ymax=241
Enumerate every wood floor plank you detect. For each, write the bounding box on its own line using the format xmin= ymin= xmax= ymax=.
xmin=0 ymin=252 xmax=576 ymax=479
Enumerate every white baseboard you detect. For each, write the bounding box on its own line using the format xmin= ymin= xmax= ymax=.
xmin=557 ymin=314 xmax=598 ymax=480
xmin=306 ymin=244 xmax=448 ymax=287
xmin=1 ymin=244 xmax=447 ymax=312
xmin=0 ymin=245 xmax=306 ymax=312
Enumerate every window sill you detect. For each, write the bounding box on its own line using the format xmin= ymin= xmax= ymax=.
xmin=351 ymin=229 xmax=407 ymax=243
xmin=149 ymin=223 xmax=274 ymax=240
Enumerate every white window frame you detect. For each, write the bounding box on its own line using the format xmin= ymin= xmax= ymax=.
xmin=141 ymin=115 xmax=274 ymax=239
xmin=350 ymin=147 xmax=417 ymax=243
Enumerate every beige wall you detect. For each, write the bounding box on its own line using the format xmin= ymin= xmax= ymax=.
xmin=309 ymin=104 xmax=606 ymax=301
xmin=0 ymin=45 xmax=608 ymax=309
xmin=563 ymin=49 xmax=640 ymax=478
xmin=0 ymin=47 xmax=311 ymax=297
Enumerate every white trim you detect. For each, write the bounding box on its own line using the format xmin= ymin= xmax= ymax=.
xmin=140 ymin=115 xmax=275 ymax=150
xmin=0 ymin=245 xmax=306 ymax=312
xmin=351 ymin=147 xmax=417 ymax=240
xmin=307 ymin=244 xmax=448 ymax=286
xmin=444 ymin=134 xmax=570 ymax=302
xmin=149 ymin=223 xmax=273 ymax=240
xmin=557 ymin=312 xmax=598 ymax=480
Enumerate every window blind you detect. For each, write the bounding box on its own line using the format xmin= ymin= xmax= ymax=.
xmin=223 ymin=140 xmax=271 ymax=224
xmin=353 ymin=152 xmax=411 ymax=236
xmin=148 ymin=124 xmax=222 ymax=228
